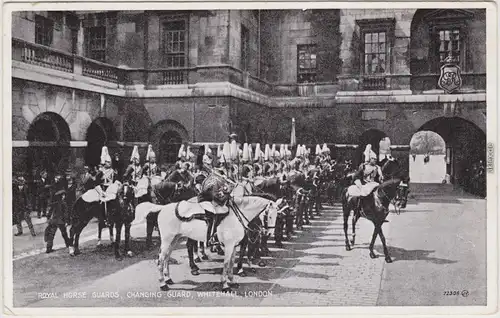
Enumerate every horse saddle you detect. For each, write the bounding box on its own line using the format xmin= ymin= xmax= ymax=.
xmin=81 ymin=183 xmax=120 ymax=203
xmin=347 ymin=182 xmax=379 ymax=199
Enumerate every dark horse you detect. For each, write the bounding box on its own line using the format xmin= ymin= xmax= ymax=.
xmin=342 ymin=158 xmax=409 ymax=263
xmin=69 ymin=184 xmax=135 ymax=260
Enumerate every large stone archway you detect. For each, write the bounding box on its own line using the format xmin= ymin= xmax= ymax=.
xmin=26 ymin=112 xmax=71 ymax=177
xmin=416 ymin=116 xmax=486 ymax=187
xmin=149 ymin=120 xmax=189 ymax=165
xmin=85 ymin=117 xmax=117 ymax=167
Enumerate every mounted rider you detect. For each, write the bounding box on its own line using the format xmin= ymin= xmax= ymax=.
xmin=95 ymin=146 xmax=118 ymax=226
xmin=142 ymin=145 xmax=162 ymax=203
xmin=123 ymin=146 xmax=143 ymax=188
xmin=351 ymin=144 xmax=384 ymax=197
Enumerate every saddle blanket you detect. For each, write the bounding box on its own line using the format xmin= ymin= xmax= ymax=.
xmin=347 ymin=182 xmax=379 ymax=197
xmin=81 ymin=182 xmax=121 ymax=203
xmin=198 ymin=201 xmax=229 ymax=215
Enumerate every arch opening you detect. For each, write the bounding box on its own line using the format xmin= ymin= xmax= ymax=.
xmin=149 ymin=120 xmax=189 ymax=166
xmin=159 ymin=131 xmax=183 ymax=165
xmin=85 ymin=117 xmax=117 ymax=167
xmin=26 ymin=112 xmax=71 ymax=177
xmin=415 ymin=116 xmax=486 ymax=194
xmin=409 ymin=131 xmax=447 ymax=183
xmin=356 ymin=129 xmax=387 ymax=165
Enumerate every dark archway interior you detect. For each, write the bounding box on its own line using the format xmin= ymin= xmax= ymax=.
xmin=159 ymin=130 xmax=182 ymax=165
xmin=85 ymin=118 xmax=117 ymax=167
xmin=356 ymin=129 xmax=387 ymax=164
xmin=418 ymin=116 xmax=486 ymax=185
xmin=26 ymin=112 xmax=71 ymax=177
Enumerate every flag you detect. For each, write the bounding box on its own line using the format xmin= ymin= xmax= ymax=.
xmin=290 ymin=118 xmax=297 ymax=147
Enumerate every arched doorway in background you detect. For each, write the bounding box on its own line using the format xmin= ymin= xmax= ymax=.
xmin=357 ymin=129 xmax=387 ymax=165
xmin=417 ymin=116 xmax=486 ymax=187
xmin=85 ymin=117 xmax=116 ymax=167
xmin=149 ymin=120 xmax=189 ymax=166
xmin=27 ymin=112 xmax=71 ymax=178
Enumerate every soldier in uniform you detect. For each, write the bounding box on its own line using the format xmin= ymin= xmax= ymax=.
xmin=352 ymin=144 xmax=384 ymax=196
xmin=143 ymin=145 xmax=161 ymax=178
xmin=13 ymin=175 xmax=36 ymax=237
xmin=44 ymin=174 xmax=70 ymax=253
xmin=96 ymin=146 xmax=117 ymax=226
xmin=65 ymin=170 xmax=77 ymax=222
xmin=77 ymin=166 xmax=95 ymax=197
xmin=37 ymin=169 xmax=51 ymax=218
xmin=123 ymin=146 xmax=143 ymax=187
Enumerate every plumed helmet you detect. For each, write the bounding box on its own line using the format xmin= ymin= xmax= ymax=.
xmin=254 ymin=143 xmax=262 ymax=162
xmin=177 ymin=144 xmax=186 ymax=160
xmin=230 ymin=140 xmax=238 ymax=161
xmin=129 ymin=146 xmax=139 ymax=163
xmin=247 ymin=144 xmax=253 ymax=163
xmin=363 ymin=144 xmax=377 ymax=162
xmin=322 ymin=143 xmax=330 ymax=154
xmin=264 ymin=144 xmax=271 ymax=161
xmin=242 ymin=143 xmax=249 ymax=162
xmin=205 ymin=145 xmax=213 ymax=156
xmin=101 ymin=146 xmax=112 ymax=164
xmin=379 ymin=137 xmax=391 ymax=161
xmin=146 ymin=144 xmax=156 ymax=161
xmin=316 ymin=144 xmax=322 ymax=155
xmin=222 ymin=142 xmax=231 ymax=164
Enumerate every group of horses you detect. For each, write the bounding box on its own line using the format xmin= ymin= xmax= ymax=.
xmin=66 ymin=157 xmax=410 ymax=292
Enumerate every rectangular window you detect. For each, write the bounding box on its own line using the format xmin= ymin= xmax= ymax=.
xmin=85 ymin=26 xmax=107 ymax=62
xmin=363 ymin=31 xmax=387 ymax=75
xmin=241 ymin=25 xmax=250 ymax=71
xmin=297 ymin=44 xmax=317 ymax=83
xmin=437 ymin=28 xmax=461 ymax=64
xmin=35 ymin=15 xmax=53 ymax=46
xmin=163 ymin=20 xmax=187 ymax=68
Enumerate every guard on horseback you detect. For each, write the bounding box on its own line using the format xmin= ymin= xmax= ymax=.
xmin=123 ymin=145 xmax=144 ymax=204
xmin=95 ymin=146 xmax=117 ymax=226
xmin=352 ymin=144 xmax=384 ymax=197
xmin=143 ymin=145 xmax=162 ymax=203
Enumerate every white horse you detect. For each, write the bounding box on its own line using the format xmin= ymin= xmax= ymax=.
xmin=135 ymin=195 xmax=282 ymax=292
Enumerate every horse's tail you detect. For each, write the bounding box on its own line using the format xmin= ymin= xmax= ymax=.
xmin=134 ymin=202 xmax=163 ymax=223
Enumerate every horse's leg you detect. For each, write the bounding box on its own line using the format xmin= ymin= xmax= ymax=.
xmin=192 ymin=239 xmax=202 ymax=263
xmin=73 ymin=223 xmax=84 ymax=255
xmin=186 ymin=238 xmax=200 ymax=275
xmin=199 ymin=242 xmax=209 ymax=260
xmin=124 ymin=222 xmax=133 ymax=257
xmin=227 ymin=244 xmax=239 ymax=287
xmin=146 ymin=214 xmax=154 ymax=249
xmin=114 ymin=222 xmax=122 ymax=260
xmin=343 ymin=202 xmax=352 ymax=251
xmin=377 ymin=224 xmax=392 ymax=263
xmin=351 ymin=213 xmax=360 ymax=246
xmin=158 ymin=234 xmax=175 ymax=291
xmin=221 ymin=242 xmax=236 ymax=292
xmin=236 ymin=237 xmax=248 ymax=276
xmin=109 ymin=224 xmax=115 ymax=244
xmin=368 ymin=224 xmax=380 ymax=259
xmin=97 ymin=221 xmax=103 ymax=247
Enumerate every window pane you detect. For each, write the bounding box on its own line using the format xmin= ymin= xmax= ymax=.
xmin=372 ymin=32 xmax=378 ymax=43
xmin=379 ymin=32 xmax=385 ymax=42
xmin=365 ymin=43 xmax=371 ymax=54
xmin=379 ymin=42 xmax=385 ymax=53
xmin=365 ymin=33 xmax=371 ymax=43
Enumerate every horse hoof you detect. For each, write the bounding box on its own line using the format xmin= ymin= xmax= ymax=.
xmin=345 ymin=246 xmax=352 ymax=251
xmin=74 ymin=250 xmax=81 ymax=256
xmin=258 ymin=261 xmax=266 ymax=267
xmin=160 ymin=284 xmax=169 ymax=291
xmin=166 ymin=278 xmax=174 ymax=285
xmin=127 ymin=251 xmax=133 ymax=257
xmin=237 ymin=270 xmax=247 ymax=277
xmin=229 ymin=282 xmax=239 ymax=288
xmin=385 ymin=257 xmax=393 ymax=263
xmin=191 ymin=269 xmax=200 ymax=276
xmin=350 ymin=240 xmax=355 ymax=246
xmin=194 ymin=257 xmax=201 ymax=263
xmin=369 ymin=252 xmax=378 ymax=259
xmin=201 ymin=254 xmax=209 ymax=261
xmin=222 ymin=287 xmax=232 ymax=293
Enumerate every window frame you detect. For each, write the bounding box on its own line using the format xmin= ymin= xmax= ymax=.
xmin=428 ymin=20 xmax=468 ymax=73
xmin=161 ymin=15 xmax=189 ymax=69
xmin=356 ymin=18 xmax=395 ymax=76
xmin=35 ymin=14 xmax=54 ymax=47
xmin=240 ymin=24 xmax=250 ymax=72
xmin=296 ymin=44 xmax=318 ymax=84
xmin=84 ymin=26 xmax=107 ymax=63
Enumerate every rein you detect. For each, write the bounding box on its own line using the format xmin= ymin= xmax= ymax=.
xmin=227 ymin=198 xmax=269 ymax=236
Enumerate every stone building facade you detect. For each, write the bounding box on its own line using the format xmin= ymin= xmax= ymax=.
xmin=11 ymin=9 xmax=486 ymax=184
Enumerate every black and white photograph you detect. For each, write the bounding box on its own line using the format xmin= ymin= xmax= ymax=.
xmin=3 ymin=2 xmax=497 ymax=314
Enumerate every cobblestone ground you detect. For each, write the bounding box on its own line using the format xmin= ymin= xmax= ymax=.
xmin=13 ymin=203 xmax=390 ymax=307
xmin=12 ymin=191 xmax=486 ymax=307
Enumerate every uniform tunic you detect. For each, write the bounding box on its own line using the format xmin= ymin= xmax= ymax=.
xmin=143 ymin=162 xmax=161 ymax=177
xmin=123 ymin=164 xmax=143 ymax=185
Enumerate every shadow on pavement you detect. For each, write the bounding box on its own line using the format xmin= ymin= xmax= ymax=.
xmin=375 ymin=246 xmax=457 ymax=264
